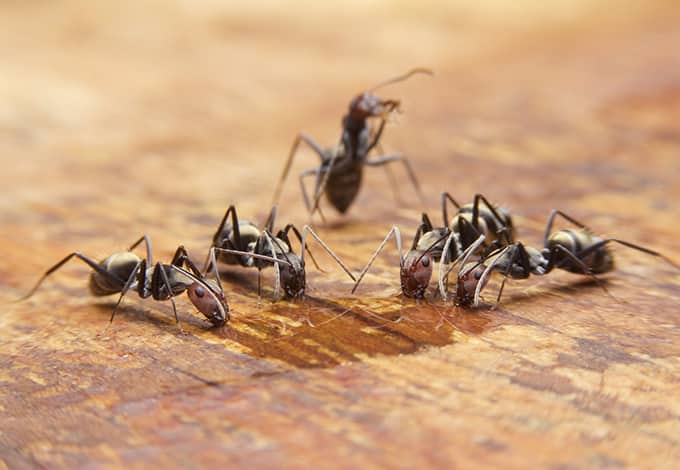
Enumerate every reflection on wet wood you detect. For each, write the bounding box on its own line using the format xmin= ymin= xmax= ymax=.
xmin=2 ymin=1 xmax=680 ymax=468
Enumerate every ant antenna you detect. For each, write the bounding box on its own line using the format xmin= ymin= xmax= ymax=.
xmin=368 ymin=68 xmax=433 ymax=92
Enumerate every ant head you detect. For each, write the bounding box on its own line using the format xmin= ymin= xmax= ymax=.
xmin=400 ymin=250 xmax=433 ymax=299
xmin=348 ymin=93 xmax=400 ymax=121
xmin=455 ymin=263 xmax=487 ymax=307
xmin=187 ymin=279 xmax=229 ymax=327
xmin=280 ymin=254 xmax=306 ymax=299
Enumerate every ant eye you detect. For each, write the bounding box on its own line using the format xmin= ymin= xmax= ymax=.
xmin=421 ymin=256 xmax=430 ymax=267
xmin=195 ymin=286 xmax=205 ymax=298
xmin=474 ymin=271 xmax=482 ymax=280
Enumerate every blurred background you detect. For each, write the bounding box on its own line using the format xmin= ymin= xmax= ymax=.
xmin=2 ymin=1 xmax=679 ymax=259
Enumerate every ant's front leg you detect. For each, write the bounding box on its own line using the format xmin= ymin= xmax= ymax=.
xmin=272 ymin=132 xmax=327 ymax=207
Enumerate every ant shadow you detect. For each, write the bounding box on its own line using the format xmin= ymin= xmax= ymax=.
xmin=473 ymin=277 xmax=615 ymax=311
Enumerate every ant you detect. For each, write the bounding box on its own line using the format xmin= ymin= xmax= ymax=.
xmin=204 ymin=205 xmax=356 ymax=299
xmin=271 ymin=68 xmax=432 ymax=220
xmin=351 ymin=192 xmax=514 ymax=299
xmin=453 ymin=210 xmax=680 ymax=307
xmin=436 ymin=192 xmax=515 ymax=299
xmin=18 ymin=235 xmax=288 ymax=330
xmin=350 ymin=223 xmax=487 ymax=299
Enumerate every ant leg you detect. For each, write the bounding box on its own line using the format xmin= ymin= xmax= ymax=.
xmin=211 ymin=248 xmax=293 ymax=268
xmin=441 ymin=192 xmax=462 ymax=227
xmin=410 ymin=223 xmax=427 ymax=252
xmin=18 ymin=252 xmax=123 ymax=301
xmin=365 ymin=118 xmax=389 ymax=155
xmin=474 ymin=245 xmax=514 ymax=307
xmin=490 ymin=243 xmax=530 ymax=309
xmin=311 ymin=146 xmax=344 ymax=218
xmin=438 ymin=232 xmax=460 ymax=302
xmin=262 ymin=231 xmax=282 ymax=299
xmin=154 ymin=263 xmax=183 ymax=332
xmin=351 ymin=226 xmax=403 ymax=294
xmin=263 ymin=206 xmax=277 ymax=233
xmin=576 ymin=238 xmax=680 ymax=271
xmin=205 ymin=205 xmax=243 ymax=271
xmin=299 ymin=167 xmax=328 ymax=223
xmin=103 ymin=260 xmax=143 ymax=333
xmin=543 ymin=210 xmax=589 ymax=245
xmin=440 ymin=234 xmax=486 ymax=301
xmin=549 ymin=245 xmax=613 ymax=299
xmin=272 ymin=132 xmax=326 ymax=207
xmin=373 ymin=142 xmax=402 ymax=205
xmin=128 ymin=234 xmax=153 ymax=264
xmin=278 ymin=224 xmax=324 ymax=272
xmin=455 ymin=216 xmax=484 ymax=253
xmin=438 ymin=231 xmax=458 ymax=300
xmin=365 ymin=153 xmax=425 ymax=207
xmin=301 ymin=226 xmax=356 ymax=282
xmin=472 ymin=194 xmax=513 ymax=244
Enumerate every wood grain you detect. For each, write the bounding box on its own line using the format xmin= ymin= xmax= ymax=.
xmin=2 ymin=1 xmax=680 ymax=468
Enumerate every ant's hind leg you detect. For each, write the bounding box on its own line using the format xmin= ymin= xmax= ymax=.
xmin=101 ymin=261 xmax=143 ymax=335
xmin=543 ymin=210 xmax=590 ymax=245
xmin=155 ymin=263 xmax=185 ymax=334
xmin=366 ymin=153 xmax=425 ymax=207
xmin=128 ymin=235 xmax=153 ymax=264
xmin=18 ymin=252 xmax=122 ymax=301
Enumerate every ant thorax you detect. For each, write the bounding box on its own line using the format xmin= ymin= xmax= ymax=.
xmin=525 ymin=246 xmax=549 ymax=275
xmin=417 ymin=228 xmax=457 ymax=261
xmin=338 ymin=119 xmax=372 ymax=162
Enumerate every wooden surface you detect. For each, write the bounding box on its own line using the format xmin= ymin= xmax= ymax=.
xmin=2 ymin=1 xmax=680 ymax=468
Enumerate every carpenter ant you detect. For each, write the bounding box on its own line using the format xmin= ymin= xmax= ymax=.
xmin=436 ymin=192 xmax=515 ymax=299
xmin=204 ymin=205 xmax=355 ymax=299
xmin=453 ymin=210 xmax=680 ymax=307
xmin=350 ymin=223 xmax=487 ymax=299
xmin=18 ymin=235 xmax=287 ymax=329
xmin=271 ymin=68 xmax=432 ymax=220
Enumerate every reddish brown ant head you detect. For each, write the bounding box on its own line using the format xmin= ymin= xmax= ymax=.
xmin=187 ymin=280 xmax=230 ymax=327
xmin=348 ymin=93 xmax=400 ymax=121
xmin=280 ymin=255 xmax=306 ymax=298
xmin=348 ymin=67 xmax=432 ymax=121
xmin=455 ymin=264 xmax=488 ymax=307
xmin=400 ymin=250 xmax=433 ymax=299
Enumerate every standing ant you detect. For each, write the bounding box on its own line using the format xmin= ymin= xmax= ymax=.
xmin=453 ymin=210 xmax=680 ymax=307
xmin=204 ymin=205 xmax=355 ymax=299
xmin=17 ymin=236 xmax=248 ymax=329
xmin=271 ymin=68 xmax=432 ymax=220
